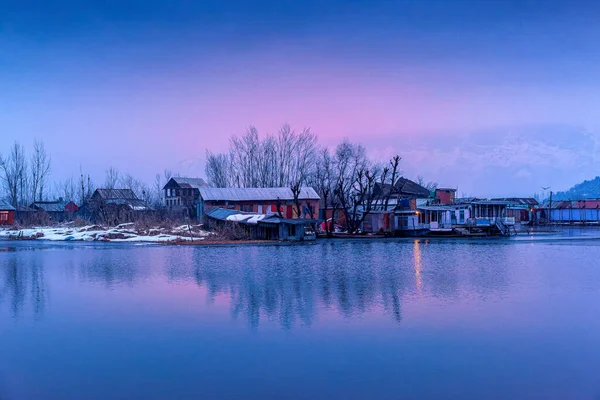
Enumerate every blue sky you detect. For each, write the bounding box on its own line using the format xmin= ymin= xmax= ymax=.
xmin=2 ymin=0 xmax=600 ymax=196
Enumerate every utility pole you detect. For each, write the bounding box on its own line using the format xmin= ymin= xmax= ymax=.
xmin=548 ymin=191 xmax=553 ymax=224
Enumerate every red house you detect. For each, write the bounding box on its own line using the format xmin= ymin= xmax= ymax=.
xmin=0 ymin=201 xmax=16 ymax=225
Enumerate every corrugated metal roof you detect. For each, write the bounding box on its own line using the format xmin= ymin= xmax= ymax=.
xmin=0 ymin=200 xmax=16 ymax=211
xmin=199 ymin=187 xmax=320 ymax=202
xmin=31 ymin=201 xmax=67 ymax=212
xmin=205 ymin=207 xmax=241 ymax=221
xmin=95 ymin=189 xmax=139 ymax=200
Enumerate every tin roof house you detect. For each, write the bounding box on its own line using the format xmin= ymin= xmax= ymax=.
xmin=198 ymin=187 xmax=320 ymax=220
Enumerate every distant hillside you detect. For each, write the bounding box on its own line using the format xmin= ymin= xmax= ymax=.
xmin=553 ymin=177 xmax=600 ymax=200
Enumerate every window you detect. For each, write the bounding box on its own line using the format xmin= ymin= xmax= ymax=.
xmin=288 ymin=224 xmax=296 ymax=236
xmin=0 ymin=212 xmax=7 ymax=222
xmin=240 ymin=204 xmax=253 ymax=212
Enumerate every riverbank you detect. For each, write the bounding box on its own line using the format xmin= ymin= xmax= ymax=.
xmin=0 ymin=223 xmax=212 ymax=243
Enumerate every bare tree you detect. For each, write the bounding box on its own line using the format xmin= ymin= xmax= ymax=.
xmin=383 ymin=156 xmax=401 ymax=210
xmin=78 ymin=166 xmax=94 ymax=205
xmin=205 ymin=150 xmax=231 ymax=188
xmin=0 ymin=142 xmax=27 ymax=206
xmin=206 ymin=124 xmax=318 ymax=189
xmin=104 ymin=167 xmax=120 ymax=189
xmin=416 ymin=175 xmax=438 ymax=191
xmin=153 ymin=173 xmax=163 ymax=208
xmin=315 ymin=147 xmax=335 ymax=235
xmin=54 ymin=176 xmax=77 ymax=202
xmin=30 ymin=139 xmax=52 ymax=202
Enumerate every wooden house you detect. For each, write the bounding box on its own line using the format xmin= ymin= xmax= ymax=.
xmin=0 ymin=201 xmax=15 ymax=225
xmin=80 ymin=189 xmax=151 ymax=224
xmin=163 ymin=177 xmax=207 ymax=218
xmin=198 ymin=187 xmax=320 ymax=220
xmin=30 ymin=200 xmax=79 ymax=222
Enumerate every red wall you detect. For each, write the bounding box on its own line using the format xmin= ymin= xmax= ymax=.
xmin=435 ymin=190 xmax=456 ymax=205
xmin=0 ymin=210 xmax=15 ymax=225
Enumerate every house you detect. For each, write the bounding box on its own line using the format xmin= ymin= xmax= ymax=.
xmin=80 ymin=189 xmax=151 ymax=224
xmin=491 ymin=198 xmax=538 ymax=224
xmin=204 ymin=207 xmax=318 ymax=241
xmin=0 ymin=201 xmax=16 ymax=225
xmin=371 ymin=177 xmax=431 ymax=210
xmin=197 ymin=187 xmax=320 ymax=220
xmin=393 ymin=199 xmax=513 ymax=237
xmin=163 ymin=177 xmax=208 ymax=218
xmin=30 ymin=200 xmax=79 ymax=222
xmin=434 ymin=188 xmax=457 ymax=205
xmin=535 ymin=199 xmax=600 ymax=224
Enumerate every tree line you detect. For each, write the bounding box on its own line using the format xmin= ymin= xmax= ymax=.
xmin=0 ymin=140 xmax=169 ymax=209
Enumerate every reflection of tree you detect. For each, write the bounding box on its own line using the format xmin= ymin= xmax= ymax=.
xmin=78 ymin=249 xmax=141 ymax=288
xmin=192 ymin=241 xmax=512 ymax=329
xmin=0 ymin=254 xmax=47 ymax=318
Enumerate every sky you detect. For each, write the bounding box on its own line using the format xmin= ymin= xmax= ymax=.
xmin=2 ymin=0 xmax=600 ymax=196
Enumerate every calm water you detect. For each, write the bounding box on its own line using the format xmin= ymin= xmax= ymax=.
xmin=1 ymin=237 xmax=600 ymax=399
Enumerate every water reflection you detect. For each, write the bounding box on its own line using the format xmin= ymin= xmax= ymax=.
xmin=0 ymin=254 xmax=47 ymax=318
xmin=1 ymin=241 xmax=516 ymax=328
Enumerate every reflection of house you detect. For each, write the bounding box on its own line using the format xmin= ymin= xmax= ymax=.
xmin=163 ymin=177 xmax=208 ymax=218
xmin=30 ymin=200 xmax=79 ymax=222
xmin=0 ymin=201 xmax=15 ymax=225
xmin=204 ymin=207 xmax=318 ymax=241
xmin=198 ymin=187 xmax=320 ymax=220
xmin=81 ymin=189 xmax=151 ymax=224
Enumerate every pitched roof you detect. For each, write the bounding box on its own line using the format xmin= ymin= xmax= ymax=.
xmin=164 ymin=177 xmax=207 ymax=190
xmin=0 ymin=200 xmax=16 ymax=211
xmin=205 ymin=207 xmax=241 ymax=221
xmin=491 ymin=198 xmax=539 ymax=206
xmin=373 ymin=178 xmax=430 ymax=200
xmin=199 ymin=187 xmax=320 ymax=202
xmin=30 ymin=201 xmax=68 ymax=212
xmin=94 ymin=189 xmax=139 ymax=200
xmin=395 ymin=177 xmax=431 ymax=197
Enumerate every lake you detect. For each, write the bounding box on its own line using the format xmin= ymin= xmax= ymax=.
xmin=1 ymin=236 xmax=600 ymax=399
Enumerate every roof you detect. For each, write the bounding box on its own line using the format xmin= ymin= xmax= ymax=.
xmin=373 ymin=178 xmax=430 ymax=200
xmin=436 ymin=188 xmax=457 ymax=192
xmin=547 ymin=200 xmax=600 ymax=209
xmin=30 ymin=201 xmax=67 ymax=212
xmin=490 ymin=198 xmax=539 ymax=206
xmin=199 ymin=187 xmax=320 ymax=202
xmin=94 ymin=189 xmax=139 ymax=200
xmin=471 ymin=200 xmax=511 ymax=206
xmin=0 ymin=200 xmax=16 ymax=211
xmin=417 ymin=205 xmax=454 ymax=211
xmin=205 ymin=207 xmax=241 ymax=221
xmin=164 ymin=177 xmax=207 ymax=190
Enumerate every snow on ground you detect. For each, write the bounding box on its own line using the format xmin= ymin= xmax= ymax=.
xmin=226 ymin=213 xmax=268 ymax=224
xmin=0 ymin=224 xmax=212 ymax=243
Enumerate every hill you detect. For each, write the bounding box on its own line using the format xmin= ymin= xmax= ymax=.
xmin=553 ymin=177 xmax=600 ymax=200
